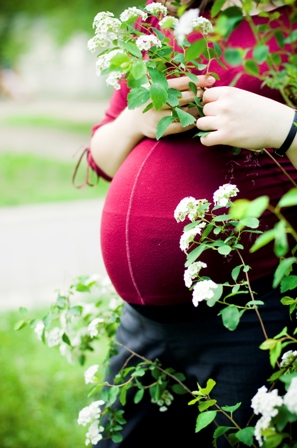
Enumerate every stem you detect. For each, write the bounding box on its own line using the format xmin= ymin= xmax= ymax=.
xmin=235 ymin=249 xmax=269 ymax=340
xmin=262 ymin=148 xmax=297 ymax=188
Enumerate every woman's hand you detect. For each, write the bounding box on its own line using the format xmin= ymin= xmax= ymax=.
xmin=196 ymin=86 xmax=295 ymax=151
xmin=129 ymin=75 xmax=216 ymax=140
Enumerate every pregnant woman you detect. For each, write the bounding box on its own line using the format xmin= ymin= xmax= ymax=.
xmin=86 ymin=0 xmax=297 ymax=446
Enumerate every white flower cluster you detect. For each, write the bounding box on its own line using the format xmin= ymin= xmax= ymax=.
xmin=46 ymin=327 xmax=64 ymax=348
xmin=159 ymin=16 xmax=179 ymax=29
xmin=179 ymin=222 xmax=206 ymax=251
xmin=120 ymin=7 xmax=148 ymax=22
xmin=151 ymin=390 xmax=174 ymax=412
xmin=174 ymin=196 xmax=210 ymax=222
xmin=184 ymin=261 xmax=207 ymax=288
xmin=89 ymin=12 xmax=122 ymax=51
xmin=84 ymin=364 xmax=99 ymax=384
xmin=145 ymin=2 xmax=168 ymax=16
xmin=78 ymin=400 xmax=105 ymax=445
xmin=213 ymin=184 xmax=239 ymax=207
xmin=251 ymin=386 xmax=283 ymax=446
xmin=95 ymin=49 xmax=125 ymax=90
xmin=280 ymin=349 xmax=297 ymax=369
xmin=192 ymin=16 xmax=214 ymax=35
xmin=192 ymin=279 xmax=218 ymax=307
xmin=136 ymin=35 xmax=162 ymax=51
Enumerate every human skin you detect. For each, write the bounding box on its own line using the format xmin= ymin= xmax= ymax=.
xmin=90 ymin=75 xmax=215 ymax=178
xmin=197 ymin=86 xmax=297 ymax=168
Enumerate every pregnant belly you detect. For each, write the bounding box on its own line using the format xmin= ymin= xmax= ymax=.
xmin=100 ymin=135 xmax=233 ymax=306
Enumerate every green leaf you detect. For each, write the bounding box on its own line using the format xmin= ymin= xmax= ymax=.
xmin=185 ymin=39 xmax=207 ymax=62
xmin=250 ymin=228 xmax=275 ymax=253
xmin=172 ymin=384 xmax=188 ymax=395
xmin=213 ymin=426 xmax=234 ymax=439
xmin=224 ymin=48 xmax=242 ymax=66
xmin=14 ymin=319 xmax=29 ymax=331
xmin=150 ymin=83 xmax=168 ymax=110
xmin=148 ymin=67 xmax=168 ymax=89
xmin=274 ymin=220 xmax=288 ymax=257
xmin=130 ymin=60 xmax=147 ymax=80
xmin=231 ymin=265 xmax=242 ymax=282
xmin=280 ymin=275 xmax=297 ymax=293
xmin=284 ymin=29 xmax=297 ymax=44
xmin=199 ymin=378 xmax=217 ymax=395
xmin=127 ymin=87 xmax=150 ymax=110
xmin=211 ymin=0 xmax=228 ymax=17
xmin=239 ymin=217 xmax=259 ymax=229
xmin=156 ymin=116 xmax=175 ymax=140
xmin=253 ymin=45 xmax=269 ymax=64
xmin=244 ymin=59 xmax=259 ymax=76
xmin=273 ymin=257 xmax=296 ymax=288
xmin=119 ymin=40 xmax=142 ymax=58
xmin=185 ymin=244 xmax=208 ymax=267
xmin=176 ymin=108 xmax=196 ymax=127
xmin=119 ymin=386 xmax=128 ymax=406
xmin=195 ymin=410 xmax=217 ymax=433
xmin=134 ymin=388 xmax=145 ymax=404
xmin=111 ymin=433 xmax=123 ymax=443
xmin=270 ymin=340 xmax=282 ymax=368
xmin=219 ymin=305 xmax=241 ymax=331
xmin=167 ymin=88 xmax=181 ymax=107
xmin=218 ymin=245 xmax=232 ymax=255
xmin=215 ymin=6 xmax=243 ymax=38
xmin=221 ymin=402 xmax=241 ymax=413
xmin=235 ymin=427 xmax=254 ymax=446
xmin=277 ymin=188 xmax=297 ymax=208
xmin=198 ymin=399 xmax=217 ymax=412
xmin=62 ymin=332 xmax=71 ymax=346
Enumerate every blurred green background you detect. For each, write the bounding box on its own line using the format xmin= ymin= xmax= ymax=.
xmin=0 ymin=1 xmax=134 ymax=446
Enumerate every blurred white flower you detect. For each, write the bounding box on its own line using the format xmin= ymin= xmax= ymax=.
xmin=159 ymin=16 xmax=178 ymax=29
xmin=192 ymin=279 xmax=218 ymax=307
xmin=34 ymin=320 xmax=45 ymax=340
xmin=284 ymin=376 xmax=297 ymax=414
xmin=179 ymin=223 xmax=206 ymax=251
xmin=46 ymin=327 xmax=64 ymax=347
xmin=77 ymin=400 xmax=105 ymax=426
xmin=280 ymin=350 xmax=297 ymax=368
xmin=174 ymin=8 xmax=199 ymax=45
xmin=192 ymin=16 xmax=213 ymax=34
xmin=174 ymin=197 xmax=209 ymax=222
xmin=88 ymin=317 xmax=104 ymax=338
xmin=85 ymin=421 xmax=104 ymax=446
xmin=84 ymin=364 xmax=99 ymax=385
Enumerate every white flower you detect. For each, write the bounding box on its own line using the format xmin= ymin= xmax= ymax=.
xmin=213 ymin=184 xmax=239 ymax=207
xmin=88 ymin=317 xmax=104 ymax=338
xmin=84 ymin=364 xmax=99 ymax=384
xmin=184 ymin=261 xmax=207 ymax=288
xmin=179 ymin=223 xmax=206 ymax=251
xmin=151 ymin=390 xmax=174 ymax=412
xmin=159 ymin=16 xmax=178 ymax=29
xmin=106 ymin=71 xmax=124 ymax=90
xmin=46 ymin=327 xmax=64 ymax=347
xmin=192 ymin=16 xmax=213 ymax=35
xmin=34 ymin=320 xmax=45 ymax=340
xmin=192 ymin=279 xmax=218 ymax=307
xmin=174 ymin=197 xmax=210 ymax=222
xmin=77 ymin=400 xmax=105 ymax=426
xmin=59 ymin=342 xmax=74 ymax=364
xmin=254 ymin=415 xmax=274 ymax=446
xmin=90 ymin=12 xmax=122 ymax=50
xmin=85 ymin=421 xmax=104 ymax=446
xmin=174 ymin=8 xmax=200 ymax=45
xmin=136 ymin=35 xmax=162 ymax=51
xmin=251 ymin=386 xmax=283 ymax=418
xmin=145 ymin=2 xmax=168 ymax=16
xmin=284 ymin=376 xmax=297 ymax=414
xmin=120 ymin=7 xmax=148 ymax=22
xmin=96 ymin=49 xmax=125 ymax=76
xmin=280 ymin=350 xmax=297 ymax=368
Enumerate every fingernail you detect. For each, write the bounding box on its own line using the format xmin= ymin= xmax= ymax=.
xmin=206 ymin=76 xmax=216 ymax=84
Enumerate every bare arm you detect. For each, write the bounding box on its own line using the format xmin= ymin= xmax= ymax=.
xmin=196 ymin=86 xmax=297 ymax=169
xmin=90 ymin=75 xmax=216 ymax=178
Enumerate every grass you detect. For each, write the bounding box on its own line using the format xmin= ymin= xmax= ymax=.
xmin=0 ymin=152 xmax=109 ymax=206
xmin=0 ymin=309 xmax=106 ymax=448
xmin=0 ymin=115 xmax=93 ymax=134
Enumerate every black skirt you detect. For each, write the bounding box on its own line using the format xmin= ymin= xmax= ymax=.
xmin=94 ymin=280 xmax=292 ymax=448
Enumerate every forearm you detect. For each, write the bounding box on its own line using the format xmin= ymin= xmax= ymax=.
xmin=90 ymin=107 xmax=144 ymax=178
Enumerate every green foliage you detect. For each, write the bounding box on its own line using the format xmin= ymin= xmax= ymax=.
xmin=0 ymin=152 xmax=109 ymax=206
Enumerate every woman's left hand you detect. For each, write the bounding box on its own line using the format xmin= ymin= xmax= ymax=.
xmin=196 ymin=86 xmax=295 ymax=151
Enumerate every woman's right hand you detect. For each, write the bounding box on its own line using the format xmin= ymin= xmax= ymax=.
xmin=129 ymin=75 xmax=216 ymax=140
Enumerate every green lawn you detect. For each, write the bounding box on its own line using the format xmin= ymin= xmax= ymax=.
xmin=0 ymin=152 xmax=109 ymax=206
xmin=0 ymin=309 xmax=106 ymax=448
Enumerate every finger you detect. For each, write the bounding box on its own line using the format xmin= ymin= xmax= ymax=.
xmin=202 ymin=86 xmax=226 ymax=104
xmin=168 ymin=75 xmax=215 ymax=91
xmin=200 ymin=130 xmax=224 ymax=147
xmin=196 ymin=116 xmax=217 ymax=131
